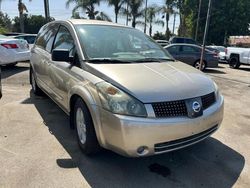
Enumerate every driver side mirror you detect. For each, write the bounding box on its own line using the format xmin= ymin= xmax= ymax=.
xmin=52 ymin=49 xmax=73 ymax=63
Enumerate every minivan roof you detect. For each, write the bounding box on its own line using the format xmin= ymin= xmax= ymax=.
xmin=67 ymin=19 xmax=129 ymax=28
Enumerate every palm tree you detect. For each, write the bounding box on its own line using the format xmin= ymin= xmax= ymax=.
xmin=161 ymin=0 xmax=175 ymax=40
xmin=146 ymin=5 xmax=164 ymax=37
xmin=66 ymin=0 xmax=101 ymax=20
xmin=122 ymin=0 xmax=144 ymax=28
xmin=106 ymin=0 xmax=125 ymax=23
xmin=18 ymin=0 xmax=29 ymax=33
xmin=96 ymin=12 xmax=112 ymax=21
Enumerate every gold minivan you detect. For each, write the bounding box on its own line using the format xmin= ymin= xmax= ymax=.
xmin=30 ymin=20 xmax=224 ymax=157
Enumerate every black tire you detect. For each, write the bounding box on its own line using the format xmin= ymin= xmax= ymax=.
xmin=73 ymin=98 xmax=100 ymax=155
xmin=194 ymin=60 xmax=206 ymax=71
xmin=229 ymin=56 xmax=240 ymax=69
xmin=30 ymin=68 xmax=43 ymax=95
xmin=6 ymin=62 xmax=17 ymax=67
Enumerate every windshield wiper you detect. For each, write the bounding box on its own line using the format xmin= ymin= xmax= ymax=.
xmin=134 ymin=57 xmax=175 ymax=63
xmin=86 ymin=58 xmax=132 ymax=64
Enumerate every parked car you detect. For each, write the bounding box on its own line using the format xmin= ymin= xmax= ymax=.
xmin=164 ymin=44 xmax=219 ymax=71
xmin=155 ymin=40 xmax=170 ymax=47
xmin=3 ymin=32 xmax=24 ymax=37
xmin=207 ymin=46 xmax=227 ymax=63
xmin=0 ymin=35 xmax=30 ymax=66
xmin=30 ymin=20 xmax=224 ymax=157
xmin=14 ymin=34 xmax=37 ymax=49
xmin=206 ymin=46 xmax=220 ymax=54
xmin=226 ymin=47 xmax=250 ymax=69
xmin=169 ymin=36 xmax=199 ymax=45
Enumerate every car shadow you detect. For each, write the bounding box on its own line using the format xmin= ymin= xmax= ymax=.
xmin=22 ymin=91 xmax=245 ymax=188
xmin=0 ymin=63 xmax=29 ymax=79
xmin=238 ymin=67 xmax=250 ymax=72
xmin=204 ymin=68 xmax=226 ymax=74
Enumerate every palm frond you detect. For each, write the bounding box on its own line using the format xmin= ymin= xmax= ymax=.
xmin=154 ymin=19 xmax=164 ymax=27
xmin=96 ymin=11 xmax=112 ymax=22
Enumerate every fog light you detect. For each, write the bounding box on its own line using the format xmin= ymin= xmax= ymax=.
xmin=137 ymin=146 xmax=149 ymax=156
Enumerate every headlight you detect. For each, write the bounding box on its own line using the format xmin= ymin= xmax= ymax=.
xmin=96 ymin=82 xmax=147 ymax=117
xmin=213 ymin=82 xmax=220 ymax=101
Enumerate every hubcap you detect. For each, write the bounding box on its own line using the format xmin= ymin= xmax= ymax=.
xmin=195 ymin=61 xmax=205 ymax=70
xmin=76 ymin=107 xmax=86 ymax=144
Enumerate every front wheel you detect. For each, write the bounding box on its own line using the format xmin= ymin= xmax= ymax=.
xmin=30 ymin=68 xmax=43 ymax=95
xmin=74 ymin=98 xmax=100 ymax=155
xmin=229 ymin=56 xmax=240 ymax=69
xmin=194 ymin=60 xmax=206 ymax=71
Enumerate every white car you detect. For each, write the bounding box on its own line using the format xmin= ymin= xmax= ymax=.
xmin=207 ymin=46 xmax=227 ymax=63
xmin=0 ymin=35 xmax=30 ymax=66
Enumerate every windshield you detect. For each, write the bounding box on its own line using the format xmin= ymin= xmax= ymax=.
xmin=75 ymin=25 xmax=173 ymax=63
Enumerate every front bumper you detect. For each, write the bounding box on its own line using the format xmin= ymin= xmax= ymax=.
xmin=97 ymin=94 xmax=224 ymax=157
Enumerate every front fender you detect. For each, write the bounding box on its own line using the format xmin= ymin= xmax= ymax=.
xmin=68 ymin=85 xmax=106 ymax=147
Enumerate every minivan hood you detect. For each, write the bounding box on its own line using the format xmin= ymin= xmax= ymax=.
xmin=87 ymin=61 xmax=215 ymax=103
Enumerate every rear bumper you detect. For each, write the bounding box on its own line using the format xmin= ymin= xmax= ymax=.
xmin=97 ymin=94 xmax=224 ymax=157
xmin=207 ymin=59 xmax=219 ymax=68
xmin=0 ymin=50 xmax=30 ymax=65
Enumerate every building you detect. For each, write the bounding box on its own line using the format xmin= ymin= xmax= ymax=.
xmin=229 ymin=36 xmax=250 ymax=47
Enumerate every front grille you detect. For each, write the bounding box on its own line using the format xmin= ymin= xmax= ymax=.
xmin=201 ymin=92 xmax=216 ymax=110
xmin=152 ymin=100 xmax=187 ymax=118
xmin=154 ymin=125 xmax=218 ymax=153
xmin=152 ymin=92 xmax=216 ymax=118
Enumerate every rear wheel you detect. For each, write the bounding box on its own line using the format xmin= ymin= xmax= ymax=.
xmin=229 ymin=56 xmax=240 ymax=69
xmin=73 ymin=98 xmax=100 ymax=155
xmin=194 ymin=60 xmax=206 ymax=71
xmin=30 ymin=68 xmax=42 ymax=95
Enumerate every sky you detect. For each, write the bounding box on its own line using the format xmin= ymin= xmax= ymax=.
xmin=0 ymin=0 xmax=180 ymax=35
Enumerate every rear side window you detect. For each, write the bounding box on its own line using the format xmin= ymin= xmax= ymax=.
xmin=36 ymin=24 xmax=59 ymax=52
xmin=167 ymin=46 xmax=180 ymax=53
xmin=182 ymin=46 xmax=200 ymax=53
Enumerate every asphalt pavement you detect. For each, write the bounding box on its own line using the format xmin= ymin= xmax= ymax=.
xmin=0 ymin=63 xmax=250 ymax=188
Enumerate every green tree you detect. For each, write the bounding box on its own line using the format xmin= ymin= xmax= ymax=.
xmin=145 ymin=5 xmax=164 ymax=36
xmin=153 ymin=31 xmax=168 ymax=40
xmin=13 ymin=14 xmax=54 ymax=34
xmin=106 ymin=0 xmax=125 ymax=23
xmin=0 ymin=11 xmax=11 ymax=32
xmin=182 ymin=0 xmax=250 ymax=45
xmin=66 ymin=0 xmax=102 ymax=19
